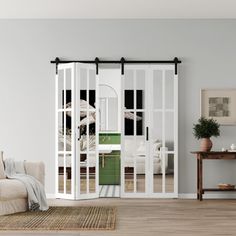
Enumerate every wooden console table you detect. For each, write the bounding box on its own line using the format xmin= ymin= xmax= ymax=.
xmin=191 ymin=151 xmax=236 ymax=201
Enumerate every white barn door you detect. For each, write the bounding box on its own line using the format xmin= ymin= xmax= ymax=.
xmin=56 ymin=63 xmax=99 ymax=200
xmin=76 ymin=63 xmax=99 ymax=200
xmin=56 ymin=63 xmax=76 ymax=199
xmin=121 ymin=64 xmax=178 ymax=198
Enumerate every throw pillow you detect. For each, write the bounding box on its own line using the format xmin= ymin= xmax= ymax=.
xmin=0 ymin=151 xmax=6 ymax=179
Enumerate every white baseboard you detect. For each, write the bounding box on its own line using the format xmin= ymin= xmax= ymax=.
xmin=46 ymin=193 xmax=56 ymax=199
xmin=179 ymin=193 xmax=236 ymax=199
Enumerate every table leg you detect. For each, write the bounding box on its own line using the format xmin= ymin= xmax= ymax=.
xmin=197 ymin=157 xmax=199 ymax=200
xmin=199 ymin=156 xmax=203 ymax=201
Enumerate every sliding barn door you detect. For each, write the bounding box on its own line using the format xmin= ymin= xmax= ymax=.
xmin=56 ymin=63 xmax=76 ymax=199
xmin=121 ymin=65 xmax=149 ymax=197
xmin=149 ymin=65 xmax=178 ymax=198
xmin=121 ymin=64 xmax=178 ymax=198
xmin=76 ymin=63 xmax=99 ymax=199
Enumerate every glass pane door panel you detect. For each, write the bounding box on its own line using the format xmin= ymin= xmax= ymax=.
xmin=136 ymin=112 xmax=144 ymax=136
xmin=165 ymin=70 xmax=174 ymax=109
xmin=89 ymin=111 xmax=96 ymax=151
xmin=124 ymin=137 xmax=135 ymax=193
xmin=153 ymin=112 xmax=162 ymax=144
xmin=58 ymin=70 xmax=64 ymax=109
xmin=58 ymin=154 xmax=64 ymax=193
xmin=125 ymin=112 xmax=134 ymax=135
xmin=80 ymin=154 xmax=87 ymax=194
xmin=165 ymin=112 xmax=174 ymax=151
xmin=89 ymin=153 xmax=96 ymax=193
xmin=153 ymin=158 xmax=163 ymax=193
xmin=89 ymin=69 xmax=96 ymax=108
xmin=65 ymin=111 xmax=72 ymax=151
xmin=165 ymin=154 xmax=174 ymax=193
xmin=58 ymin=112 xmax=64 ymax=152
xmin=66 ymin=154 xmax=72 ymax=194
xmin=136 ymin=137 xmax=146 ymax=193
xmin=153 ymin=70 xmax=163 ymax=109
xmin=136 ymin=70 xmax=145 ymax=109
xmin=65 ymin=69 xmax=72 ymax=107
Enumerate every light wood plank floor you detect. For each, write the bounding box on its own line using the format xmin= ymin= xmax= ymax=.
xmin=2 ymin=199 xmax=236 ymax=236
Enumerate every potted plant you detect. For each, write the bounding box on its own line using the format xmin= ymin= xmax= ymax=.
xmin=193 ymin=117 xmax=220 ymax=152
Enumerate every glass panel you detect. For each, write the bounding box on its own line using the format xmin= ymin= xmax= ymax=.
xmin=153 ymin=112 xmax=163 ymax=193
xmin=89 ymin=69 xmax=96 ymax=108
xmin=136 ymin=137 xmax=146 ymax=193
xmin=66 ymin=154 xmax=72 ymax=194
xmin=153 ymin=70 xmax=163 ymax=109
xmin=165 ymin=70 xmax=174 ymax=109
xmin=80 ymin=69 xmax=87 ymax=111
xmin=58 ymin=154 xmax=64 ymax=193
xmin=58 ymin=69 xmax=64 ymax=109
xmin=80 ymin=154 xmax=87 ymax=194
xmin=65 ymin=69 xmax=72 ymax=107
xmin=124 ymin=137 xmax=134 ymax=193
xmin=124 ymin=70 xmax=134 ymax=109
xmin=89 ymin=111 xmax=96 ymax=151
xmin=136 ymin=70 xmax=145 ymax=109
xmin=136 ymin=112 xmax=144 ymax=136
xmin=58 ymin=112 xmax=64 ymax=152
xmin=89 ymin=153 xmax=96 ymax=193
xmin=125 ymin=90 xmax=134 ymax=109
xmin=124 ymin=70 xmax=134 ymax=89
xmin=165 ymin=112 xmax=174 ymax=151
xmin=165 ymin=154 xmax=174 ymax=193
xmin=80 ymin=108 xmax=87 ymax=152
xmin=65 ymin=111 xmax=72 ymax=151
xmin=125 ymin=112 xmax=134 ymax=135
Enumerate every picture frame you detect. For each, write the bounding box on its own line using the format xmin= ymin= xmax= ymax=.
xmin=200 ymin=89 xmax=236 ymax=125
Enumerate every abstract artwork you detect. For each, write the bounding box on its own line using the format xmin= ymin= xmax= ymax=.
xmin=208 ymin=97 xmax=230 ymax=117
xmin=201 ymin=89 xmax=236 ymax=125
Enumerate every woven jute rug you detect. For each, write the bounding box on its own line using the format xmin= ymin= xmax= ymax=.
xmin=0 ymin=206 xmax=116 ymax=231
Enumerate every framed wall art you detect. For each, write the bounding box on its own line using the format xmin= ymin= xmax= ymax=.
xmin=201 ymin=89 xmax=236 ymax=125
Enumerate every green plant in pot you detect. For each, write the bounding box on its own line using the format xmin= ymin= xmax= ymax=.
xmin=193 ymin=117 xmax=220 ymax=152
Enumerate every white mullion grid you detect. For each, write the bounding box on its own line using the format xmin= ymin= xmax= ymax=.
xmin=55 ymin=71 xmax=59 ymax=196
xmin=86 ymin=69 xmax=89 ymax=194
xmin=63 ymin=69 xmax=66 ymax=195
xmin=133 ymin=70 xmax=137 ymax=194
xmin=174 ymin=72 xmax=178 ymax=196
xmin=95 ymin=72 xmax=99 ymax=196
xmin=162 ymin=70 xmax=166 ymax=194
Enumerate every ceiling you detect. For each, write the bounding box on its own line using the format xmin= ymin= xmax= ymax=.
xmin=1 ymin=0 xmax=236 ymax=19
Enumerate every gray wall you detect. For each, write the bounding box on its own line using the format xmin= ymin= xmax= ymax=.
xmin=0 ymin=19 xmax=236 ymax=195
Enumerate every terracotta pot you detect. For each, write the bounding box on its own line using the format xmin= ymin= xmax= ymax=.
xmin=200 ymin=138 xmax=212 ymax=152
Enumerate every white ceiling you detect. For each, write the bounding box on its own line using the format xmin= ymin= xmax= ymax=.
xmin=1 ymin=0 xmax=236 ymax=19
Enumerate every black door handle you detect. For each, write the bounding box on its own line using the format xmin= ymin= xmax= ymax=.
xmin=146 ymin=127 xmax=149 ymax=141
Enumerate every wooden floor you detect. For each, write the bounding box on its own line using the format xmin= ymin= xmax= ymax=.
xmin=2 ymin=198 xmax=236 ymax=236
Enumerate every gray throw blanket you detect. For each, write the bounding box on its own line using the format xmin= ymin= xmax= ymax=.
xmin=4 ymin=158 xmax=48 ymax=211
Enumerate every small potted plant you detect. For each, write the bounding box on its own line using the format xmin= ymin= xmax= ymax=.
xmin=193 ymin=117 xmax=220 ymax=152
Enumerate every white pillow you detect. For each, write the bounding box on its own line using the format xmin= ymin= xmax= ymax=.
xmin=137 ymin=142 xmax=145 ymax=155
xmin=0 ymin=152 xmax=6 ymax=179
xmin=153 ymin=142 xmax=161 ymax=151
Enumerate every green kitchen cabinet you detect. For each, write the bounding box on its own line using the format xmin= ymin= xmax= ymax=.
xmin=99 ymin=152 xmax=120 ymax=185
